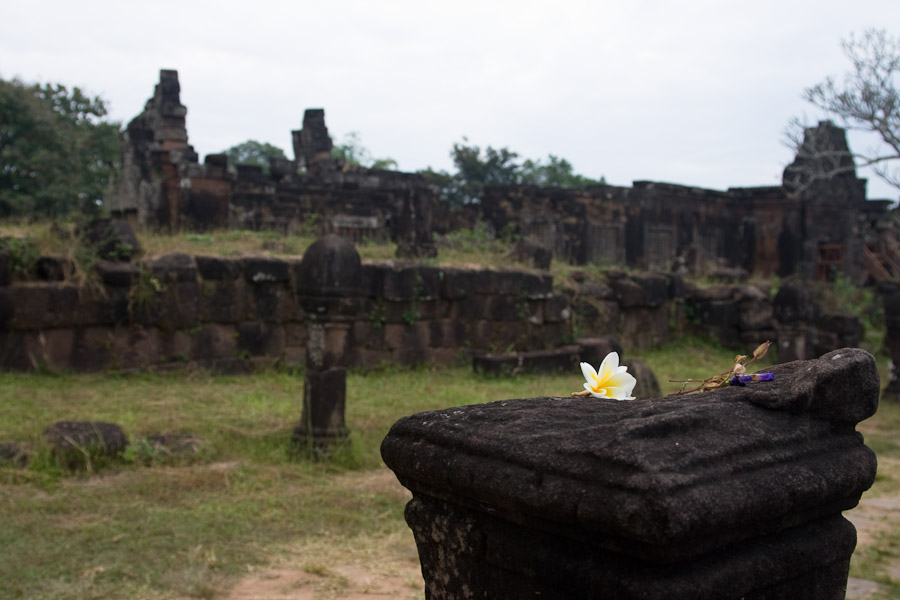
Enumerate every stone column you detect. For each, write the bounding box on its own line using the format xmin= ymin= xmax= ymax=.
xmin=292 ymin=234 xmax=361 ymax=452
xmin=880 ymin=281 xmax=900 ymax=402
xmin=773 ymin=280 xmax=819 ymax=361
xmin=382 ymin=348 xmax=878 ymax=600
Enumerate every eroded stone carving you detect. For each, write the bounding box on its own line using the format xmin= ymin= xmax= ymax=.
xmin=382 ymin=348 xmax=878 ymax=599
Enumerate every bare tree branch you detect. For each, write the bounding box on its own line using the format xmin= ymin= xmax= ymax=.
xmin=785 ymin=29 xmax=900 ymax=197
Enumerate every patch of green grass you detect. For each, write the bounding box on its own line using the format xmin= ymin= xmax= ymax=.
xmin=0 ymin=365 xmax=579 ymax=599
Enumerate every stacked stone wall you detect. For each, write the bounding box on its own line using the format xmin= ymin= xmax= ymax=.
xmin=0 ymin=254 xmax=571 ymax=373
xmin=0 ymin=249 xmax=871 ymax=374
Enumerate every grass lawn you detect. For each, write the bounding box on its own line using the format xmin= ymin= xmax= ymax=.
xmin=0 ymin=338 xmax=896 ymax=599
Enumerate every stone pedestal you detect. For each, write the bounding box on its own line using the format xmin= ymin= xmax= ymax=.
xmin=292 ymin=235 xmax=361 ymax=452
xmin=382 ymin=348 xmax=878 ymax=599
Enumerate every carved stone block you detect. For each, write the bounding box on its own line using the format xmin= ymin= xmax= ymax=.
xmin=383 ymin=348 xmax=877 ymax=600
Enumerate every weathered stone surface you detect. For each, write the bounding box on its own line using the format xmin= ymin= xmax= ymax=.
xmin=542 ymin=293 xmax=571 ymax=323
xmin=244 ymin=257 xmax=290 ymax=283
xmin=293 ymin=367 xmax=349 ymax=447
xmin=0 ymin=441 xmax=28 ymax=467
xmin=35 ymin=256 xmax=72 ymax=281
xmin=296 ymin=234 xmax=362 ymax=315
xmin=439 ymin=268 xmax=476 ymax=300
xmin=43 ymin=421 xmax=128 ymax=469
xmin=70 ymin=327 xmax=117 ymax=371
xmin=816 ymin=314 xmax=864 ymax=355
xmin=146 ymin=253 xmax=197 ymax=284
xmin=0 ymin=249 xmax=9 ymax=286
xmin=159 ymin=282 xmax=202 ymax=330
xmin=472 ymin=346 xmax=581 ymax=376
xmin=428 ymin=319 xmax=466 ymax=348
xmin=18 ymin=328 xmax=75 ymax=370
xmin=250 ymin=284 xmax=293 ymax=323
xmin=94 ymin=260 xmax=139 ymax=287
xmin=617 ymin=306 xmax=670 ymax=350
xmin=0 ymin=288 xmax=12 ymax=330
xmin=773 ymin=281 xmax=819 ymax=323
xmin=236 ymin=322 xmax=285 ymax=357
xmin=82 ymin=217 xmax=141 ymax=261
xmin=576 ymin=336 xmax=624 ymax=367
xmin=109 ymin=325 xmax=162 ymax=369
xmin=508 ymin=239 xmax=552 ymax=270
xmin=882 ymin=282 xmax=900 ymax=401
xmin=7 ymin=283 xmax=77 ymax=329
xmin=621 ymin=357 xmax=661 ymax=399
xmin=198 ymin=280 xmax=248 ymax=323
xmin=578 ymin=279 xmax=615 ymax=300
xmin=609 ymin=273 xmax=669 ymax=308
xmin=195 ymin=255 xmax=243 ymax=280
xmin=191 ymin=324 xmax=237 ymax=359
xmin=383 ymin=348 xmax=877 ymax=599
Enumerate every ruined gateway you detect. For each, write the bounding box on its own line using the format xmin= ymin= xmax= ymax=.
xmin=110 ymin=70 xmax=899 ymax=282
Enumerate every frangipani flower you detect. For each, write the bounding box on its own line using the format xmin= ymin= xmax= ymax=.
xmin=577 ymin=352 xmax=636 ymax=400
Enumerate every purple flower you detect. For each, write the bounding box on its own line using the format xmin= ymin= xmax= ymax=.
xmin=730 ymin=373 xmax=775 ymax=387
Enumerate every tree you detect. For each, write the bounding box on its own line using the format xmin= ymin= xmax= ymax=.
xmin=331 ymin=132 xmax=398 ymax=170
xmin=519 ymin=155 xmax=607 ymax=188
xmin=786 ymin=29 xmax=900 ymax=193
xmin=0 ymin=78 xmax=121 ymax=218
xmin=420 ymin=138 xmax=605 ymax=206
xmin=222 ymin=140 xmax=287 ymax=173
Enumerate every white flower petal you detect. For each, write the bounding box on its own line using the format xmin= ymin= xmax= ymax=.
xmin=607 ymin=372 xmax=637 ymax=399
xmin=580 ymin=362 xmax=598 ymax=384
xmin=606 ymin=385 xmax=634 ymax=399
xmin=598 ymin=352 xmax=619 ymax=382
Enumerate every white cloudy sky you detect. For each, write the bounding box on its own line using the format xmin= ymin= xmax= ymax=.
xmin=3 ymin=0 xmax=899 ymax=199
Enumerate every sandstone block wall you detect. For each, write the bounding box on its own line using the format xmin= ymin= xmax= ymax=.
xmin=0 ymin=249 xmax=869 ymax=374
xmin=0 ymin=254 xmax=572 ymax=373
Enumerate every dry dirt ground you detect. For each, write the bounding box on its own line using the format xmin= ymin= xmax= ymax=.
xmin=219 ymin=468 xmax=425 ymax=600
xmin=217 ymin=468 xmax=900 ymax=600
xmin=845 ymin=495 xmax=900 ymax=599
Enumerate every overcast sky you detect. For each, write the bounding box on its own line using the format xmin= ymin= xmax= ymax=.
xmin=3 ymin=0 xmax=899 ymax=200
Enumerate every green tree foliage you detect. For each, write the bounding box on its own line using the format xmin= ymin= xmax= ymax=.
xmin=421 ymin=138 xmax=606 ymax=206
xmin=0 ymin=78 xmax=121 ymax=218
xmin=520 ymin=155 xmax=607 ymax=188
xmin=222 ymin=140 xmax=287 ymax=173
xmin=332 ymin=132 xmax=398 ymax=170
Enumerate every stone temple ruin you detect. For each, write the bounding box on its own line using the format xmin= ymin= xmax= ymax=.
xmin=1 ymin=69 xmax=899 ymax=391
xmin=111 ymin=69 xmax=437 ymax=258
xmin=477 ymin=123 xmax=898 ymax=283
xmin=110 ymin=69 xmax=899 ymax=285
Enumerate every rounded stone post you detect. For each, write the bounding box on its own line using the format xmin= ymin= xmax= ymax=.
xmin=292 ymin=234 xmax=361 ymax=452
